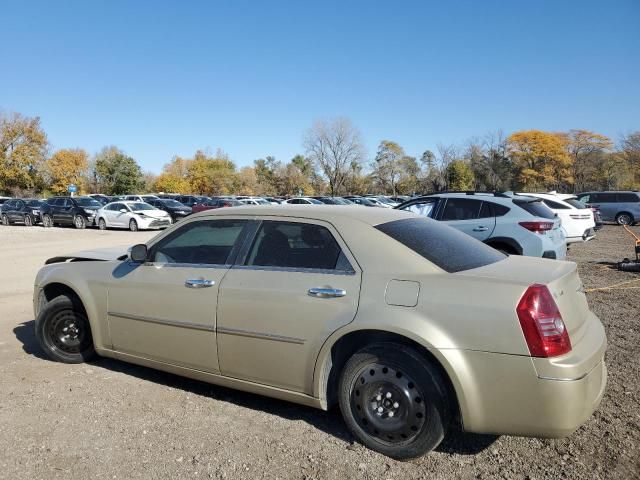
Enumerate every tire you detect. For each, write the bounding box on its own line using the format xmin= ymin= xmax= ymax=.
xmin=615 ymin=212 xmax=633 ymax=226
xmin=129 ymin=219 xmax=138 ymax=232
xmin=98 ymin=218 xmax=107 ymax=230
xmin=42 ymin=214 xmax=53 ymax=228
xmin=338 ymin=343 xmax=450 ymax=459
xmin=74 ymin=215 xmax=86 ymax=229
xmin=24 ymin=214 xmax=33 ymax=227
xmin=1 ymin=214 xmax=9 ymax=226
xmin=35 ymin=295 xmax=96 ymax=363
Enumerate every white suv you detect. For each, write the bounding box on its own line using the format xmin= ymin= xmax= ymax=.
xmin=396 ymin=192 xmax=567 ymax=259
xmin=518 ymin=192 xmax=595 ymax=244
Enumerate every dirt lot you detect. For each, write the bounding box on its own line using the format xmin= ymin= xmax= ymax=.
xmin=0 ymin=224 xmax=638 ymax=479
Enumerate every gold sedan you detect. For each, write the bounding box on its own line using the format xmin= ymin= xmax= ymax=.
xmin=33 ymin=206 xmax=607 ymax=459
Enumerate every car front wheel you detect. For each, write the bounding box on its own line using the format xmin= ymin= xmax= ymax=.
xmin=74 ymin=215 xmax=86 ymax=229
xmin=338 ymin=343 xmax=450 ymax=459
xmin=98 ymin=218 xmax=107 ymax=230
xmin=616 ymin=213 xmax=633 ymax=225
xmin=129 ymin=219 xmax=138 ymax=232
xmin=35 ymin=295 xmax=96 ymax=363
xmin=1 ymin=214 xmax=9 ymax=226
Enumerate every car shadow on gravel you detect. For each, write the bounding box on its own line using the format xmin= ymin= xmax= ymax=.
xmin=14 ymin=319 xmax=497 ymax=455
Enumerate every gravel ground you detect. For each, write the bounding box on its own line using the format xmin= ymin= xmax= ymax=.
xmin=0 ymin=224 xmax=638 ymax=479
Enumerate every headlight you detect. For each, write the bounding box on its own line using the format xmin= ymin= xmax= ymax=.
xmin=32 ymin=210 xmax=39 ymax=215
xmin=84 ymin=209 xmax=95 ymax=215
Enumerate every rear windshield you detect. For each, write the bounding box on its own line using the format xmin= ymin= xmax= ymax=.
xmin=564 ymin=198 xmax=587 ymax=209
xmin=513 ymin=199 xmax=556 ymax=219
xmin=375 ymin=217 xmax=506 ymax=273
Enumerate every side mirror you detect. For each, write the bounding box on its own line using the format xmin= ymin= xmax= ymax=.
xmin=129 ymin=244 xmax=148 ymax=263
xmin=120 ymin=208 xmax=127 ymax=213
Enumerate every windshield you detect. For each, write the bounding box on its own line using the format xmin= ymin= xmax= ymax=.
xmin=27 ymin=200 xmax=43 ymax=207
xmin=129 ymin=203 xmax=155 ymax=211
xmin=565 ymin=198 xmax=587 ymax=209
xmin=376 ymin=197 xmax=395 ymax=205
xmin=75 ymin=197 xmax=102 ymax=207
xmin=255 ymin=199 xmax=270 ymax=205
xmin=164 ymin=200 xmax=185 ymax=208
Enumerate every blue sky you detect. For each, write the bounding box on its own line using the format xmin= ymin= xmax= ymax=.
xmin=1 ymin=0 xmax=638 ymax=173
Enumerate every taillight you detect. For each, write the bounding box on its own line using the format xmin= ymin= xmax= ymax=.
xmin=518 ymin=221 xmax=554 ymax=233
xmin=516 ymin=284 xmax=571 ymax=357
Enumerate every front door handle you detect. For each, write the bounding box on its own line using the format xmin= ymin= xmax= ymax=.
xmin=473 ymin=226 xmax=489 ymax=232
xmin=185 ymin=279 xmax=215 ymax=289
xmin=308 ymin=287 xmax=346 ymax=298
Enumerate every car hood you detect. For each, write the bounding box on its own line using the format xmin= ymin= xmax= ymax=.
xmin=45 ymin=246 xmax=130 ymax=264
xmin=134 ymin=209 xmax=169 ymax=218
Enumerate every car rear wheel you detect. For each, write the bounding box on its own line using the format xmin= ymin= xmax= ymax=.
xmin=338 ymin=343 xmax=450 ymax=459
xmin=129 ymin=219 xmax=138 ymax=232
xmin=35 ymin=295 xmax=96 ymax=363
xmin=1 ymin=214 xmax=9 ymax=226
xmin=615 ymin=212 xmax=633 ymax=225
xmin=98 ymin=218 xmax=107 ymax=230
xmin=42 ymin=214 xmax=53 ymax=228
xmin=24 ymin=214 xmax=33 ymax=226
xmin=74 ymin=215 xmax=86 ymax=229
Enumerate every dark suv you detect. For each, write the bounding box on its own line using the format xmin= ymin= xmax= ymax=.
xmin=145 ymin=198 xmax=192 ymax=222
xmin=174 ymin=195 xmax=209 ymax=208
xmin=576 ymin=191 xmax=640 ymax=225
xmin=40 ymin=196 xmax=102 ymax=229
xmin=1 ymin=198 xmax=45 ymax=226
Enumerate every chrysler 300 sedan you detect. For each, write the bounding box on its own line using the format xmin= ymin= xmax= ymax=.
xmin=33 ymin=206 xmax=607 ymax=459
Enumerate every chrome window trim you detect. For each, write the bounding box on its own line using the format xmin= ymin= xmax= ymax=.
xmin=142 ymin=262 xmax=231 ymax=269
xmin=217 ymin=326 xmax=305 ymax=345
xmin=232 ymin=264 xmax=356 ymax=276
xmin=108 ymin=311 xmax=215 ymax=332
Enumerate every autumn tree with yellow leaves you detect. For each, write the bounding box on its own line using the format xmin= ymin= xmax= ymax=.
xmin=46 ymin=148 xmax=89 ymax=194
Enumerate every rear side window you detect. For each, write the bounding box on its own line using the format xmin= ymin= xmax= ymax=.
xmin=617 ymin=193 xmax=639 ymax=203
xmin=542 ymin=199 xmax=570 ymax=209
xmin=376 ymin=218 xmax=505 ymax=273
xmin=246 ymin=221 xmax=350 ymax=271
xmin=594 ymin=193 xmax=616 ymax=203
xmin=513 ymin=199 xmax=556 ymax=219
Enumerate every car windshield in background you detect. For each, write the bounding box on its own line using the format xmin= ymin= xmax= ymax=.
xmin=27 ymin=200 xmax=43 ymax=207
xmin=75 ymin=198 xmax=102 ymax=207
xmin=163 ymin=200 xmax=186 ymax=208
xmin=513 ymin=199 xmax=556 ymax=219
xmin=565 ymin=198 xmax=587 ymax=209
xmin=255 ymin=199 xmax=270 ymax=205
xmin=376 ymin=217 xmax=505 ymax=273
xmin=129 ymin=203 xmax=155 ymax=211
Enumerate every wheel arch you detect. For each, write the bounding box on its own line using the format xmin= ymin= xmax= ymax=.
xmin=484 ymin=236 xmax=522 ymax=255
xmin=314 ymin=328 xmax=462 ymax=427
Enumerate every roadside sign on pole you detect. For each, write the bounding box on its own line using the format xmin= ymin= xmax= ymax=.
xmin=68 ymin=184 xmax=77 ymax=197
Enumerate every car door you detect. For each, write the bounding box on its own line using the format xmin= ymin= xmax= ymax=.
xmin=107 ymin=218 xmax=249 ymax=372
xmin=4 ymin=200 xmax=17 ymax=221
xmin=438 ymin=198 xmax=495 ymax=241
xmin=216 ymin=218 xmax=361 ymax=393
xmin=55 ymin=198 xmax=74 ymax=224
xmin=112 ymin=203 xmax=130 ymax=227
xmin=12 ymin=200 xmax=26 ymax=221
xmin=590 ymin=193 xmax=616 ymax=221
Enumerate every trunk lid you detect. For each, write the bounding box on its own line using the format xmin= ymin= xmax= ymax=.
xmin=458 ymin=256 xmax=590 ymax=342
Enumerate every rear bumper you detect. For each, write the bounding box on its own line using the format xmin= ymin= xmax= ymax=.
xmin=442 ymin=340 xmax=606 ymax=438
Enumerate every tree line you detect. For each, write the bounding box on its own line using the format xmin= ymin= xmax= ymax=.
xmin=1 ymin=111 xmax=638 ymax=197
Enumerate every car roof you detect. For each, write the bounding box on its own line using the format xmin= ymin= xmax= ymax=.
xmin=191 ymin=205 xmax=410 ymax=226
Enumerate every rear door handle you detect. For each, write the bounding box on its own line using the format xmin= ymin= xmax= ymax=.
xmin=308 ymin=287 xmax=346 ymax=298
xmin=185 ymin=279 xmax=215 ymax=288
xmin=473 ymin=226 xmax=489 ymax=232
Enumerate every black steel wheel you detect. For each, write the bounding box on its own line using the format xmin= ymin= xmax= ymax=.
xmin=74 ymin=215 xmax=86 ymax=229
xmin=616 ymin=213 xmax=633 ymax=226
xmin=339 ymin=343 xmax=450 ymax=459
xmin=35 ymin=295 xmax=95 ymax=363
xmin=129 ymin=219 xmax=138 ymax=232
xmin=42 ymin=214 xmax=53 ymax=228
xmin=24 ymin=214 xmax=33 ymax=226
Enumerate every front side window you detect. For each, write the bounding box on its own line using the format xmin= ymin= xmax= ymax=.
xmin=440 ymin=198 xmax=482 ymax=221
xmin=246 ymin=221 xmax=350 ymax=271
xmin=150 ymin=220 xmax=246 ymax=265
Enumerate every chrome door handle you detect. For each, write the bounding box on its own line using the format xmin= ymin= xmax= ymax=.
xmin=308 ymin=287 xmax=346 ymax=298
xmin=185 ymin=279 xmax=215 ymax=288
xmin=473 ymin=226 xmax=489 ymax=232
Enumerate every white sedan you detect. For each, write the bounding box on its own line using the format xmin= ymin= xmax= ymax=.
xmin=96 ymin=201 xmax=172 ymax=231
